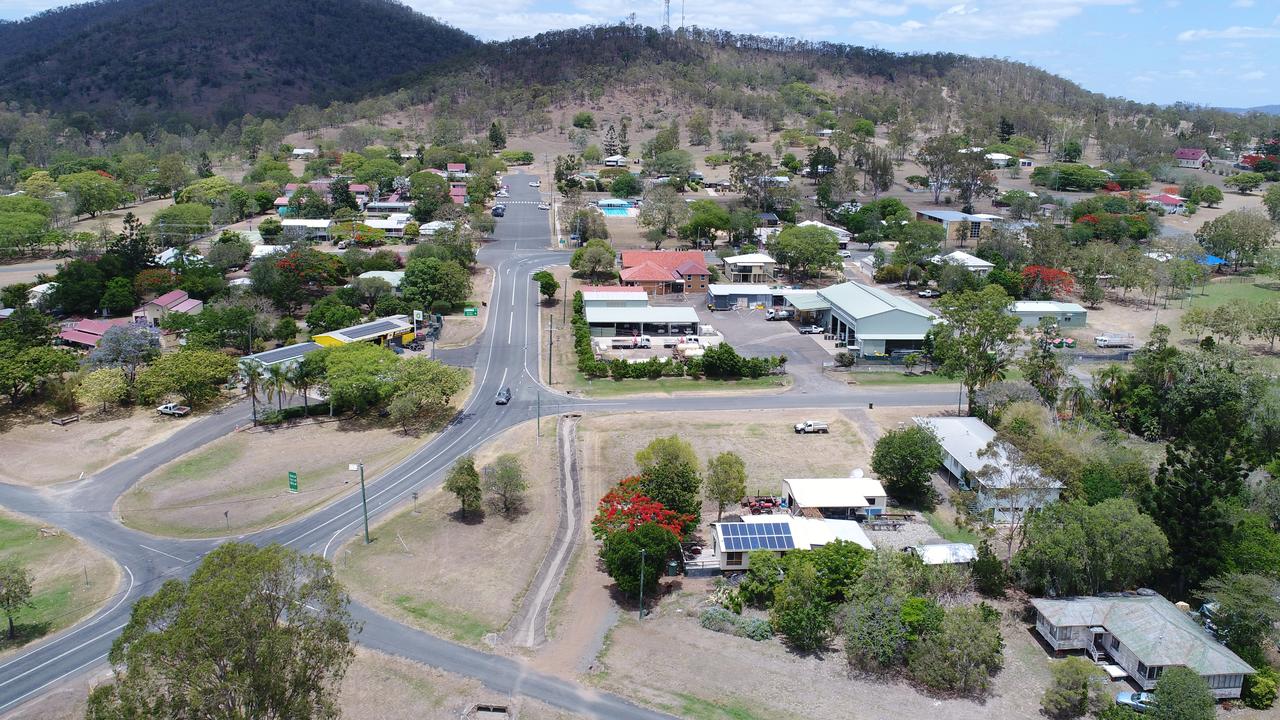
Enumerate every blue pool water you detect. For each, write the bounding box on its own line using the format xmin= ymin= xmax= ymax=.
xmin=601 ymin=206 xmax=630 ymax=217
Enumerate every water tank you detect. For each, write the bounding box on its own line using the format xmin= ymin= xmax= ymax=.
xmin=852 ymin=468 xmax=864 ymax=479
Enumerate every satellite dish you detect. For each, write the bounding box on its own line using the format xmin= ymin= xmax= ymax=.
xmin=852 ymin=468 xmax=864 ymax=479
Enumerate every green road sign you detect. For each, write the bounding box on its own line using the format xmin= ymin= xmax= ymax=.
xmin=288 ymin=471 xmax=298 ymax=493
xmin=463 ymin=307 xmax=478 ymax=317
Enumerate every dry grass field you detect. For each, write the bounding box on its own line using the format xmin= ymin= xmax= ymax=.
xmin=336 ymin=419 xmax=562 ymax=646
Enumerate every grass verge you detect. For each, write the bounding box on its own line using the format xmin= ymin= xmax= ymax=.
xmin=392 ymin=595 xmax=493 ymax=645
xmin=672 ymin=693 xmax=776 ymax=720
xmin=575 ymin=374 xmax=791 ymax=397
xmin=924 ymin=511 xmax=981 ymax=545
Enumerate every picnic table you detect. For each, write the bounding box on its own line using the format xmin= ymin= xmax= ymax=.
xmin=867 ymin=520 xmax=905 ymax=531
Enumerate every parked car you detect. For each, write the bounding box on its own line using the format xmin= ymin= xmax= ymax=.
xmin=528 ymin=180 xmax=541 ymax=187
xmin=765 ymin=308 xmax=792 ymax=321
xmin=837 ymin=250 xmax=852 ymax=258
xmin=1115 ymin=692 xmax=1154 ymax=713
xmin=495 ymin=387 xmax=512 ymax=405
xmin=794 ymin=420 xmax=829 ymax=434
xmin=537 ymin=202 xmax=550 ymax=210
xmin=798 ymin=325 xmax=824 ymax=334
xmin=492 ymin=205 xmax=506 ymax=217
xmin=917 ymin=288 xmax=941 ymax=298
xmin=156 ymin=403 xmax=190 ymax=417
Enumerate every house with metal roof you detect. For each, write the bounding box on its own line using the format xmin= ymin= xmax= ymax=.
xmin=357 ymin=270 xmax=405 ymax=290
xmin=915 ymin=209 xmax=1000 ymax=245
xmin=906 ymin=543 xmax=978 ymax=565
xmin=931 ymin=250 xmax=995 ymax=276
xmin=133 ymin=289 xmax=203 ymax=328
xmin=721 ymin=253 xmax=776 ymax=284
xmin=582 ymin=290 xmax=648 ymax=308
xmin=782 ymin=471 xmax=887 ymax=520
xmin=705 ymin=284 xmax=777 ymax=311
xmin=1032 ymin=591 xmax=1254 ymax=698
xmin=914 ymin=416 xmax=1062 ymax=523
xmin=583 ymin=306 xmax=699 ymax=337
xmin=710 ymin=514 xmax=873 ymax=571
xmin=312 ymin=315 xmax=415 ymax=347
xmin=802 ymin=281 xmax=937 ymax=356
xmin=1010 ymin=300 xmax=1087 ymax=328
xmin=241 ymin=341 xmax=323 ymax=370
xmin=1174 ymin=148 xmax=1211 ymax=169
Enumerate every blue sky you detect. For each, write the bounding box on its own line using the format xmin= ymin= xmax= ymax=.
xmin=2 ymin=0 xmax=1277 ymax=107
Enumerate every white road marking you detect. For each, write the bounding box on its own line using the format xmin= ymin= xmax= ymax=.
xmin=138 ymin=544 xmax=187 ymax=562
xmin=508 ymin=311 xmax=514 ymax=344
xmin=0 ymin=565 xmax=134 ymax=677
xmin=0 ymin=652 xmax=109 ymax=713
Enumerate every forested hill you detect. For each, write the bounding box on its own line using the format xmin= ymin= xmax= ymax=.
xmin=0 ymin=0 xmax=479 ymax=127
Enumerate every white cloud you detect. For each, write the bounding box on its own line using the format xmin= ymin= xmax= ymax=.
xmin=1239 ymin=70 xmax=1266 ymax=80
xmin=1177 ymin=25 xmax=1280 ymax=41
xmin=847 ymin=0 xmax=1136 ymax=44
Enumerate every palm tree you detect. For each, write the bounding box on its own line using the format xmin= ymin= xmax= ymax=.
xmin=265 ymin=363 xmax=289 ymax=411
xmin=288 ymin=356 xmax=323 ymax=417
xmin=238 ymin=359 xmax=262 ymax=425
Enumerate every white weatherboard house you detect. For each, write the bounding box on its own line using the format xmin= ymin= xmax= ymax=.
xmin=931 ymin=250 xmax=995 ymax=276
xmin=1011 ymin=300 xmax=1087 ymax=329
xmin=1032 ymin=592 xmax=1254 ymax=698
xmin=581 ymin=290 xmax=648 ymax=308
xmin=721 ymin=253 xmax=776 ymax=284
xmin=915 ymin=416 xmax=1062 ymax=523
xmin=805 ymin=281 xmax=938 ymax=356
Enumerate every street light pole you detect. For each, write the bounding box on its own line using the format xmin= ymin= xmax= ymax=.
xmin=351 ymin=462 xmax=371 ymax=544
xmin=547 ymin=315 xmax=554 ymax=385
xmin=638 ymin=548 xmax=646 ymax=621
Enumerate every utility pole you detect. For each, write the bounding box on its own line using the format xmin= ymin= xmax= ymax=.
xmin=536 ymin=390 xmax=542 ymax=439
xmin=638 ymin=548 xmax=647 ymax=621
xmin=547 ymin=315 xmax=554 ymax=384
xmin=351 ymin=462 xmax=371 ymax=544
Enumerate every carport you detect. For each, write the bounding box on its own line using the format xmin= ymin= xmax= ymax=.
xmin=584 ymin=306 xmax=700 ymax=337
xmin=783 ymin=291 xmax=831 ymax=324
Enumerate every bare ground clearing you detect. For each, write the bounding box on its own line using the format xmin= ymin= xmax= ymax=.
xmin=116 ymin=408 xmax=458 ymax=538
xmin=336 ymin=419 xmax=561 ymax=647
xmin=437 ymin=264 xmax=494 ymax=348
xmin=0 ymin=404 xmax=191 ymax=488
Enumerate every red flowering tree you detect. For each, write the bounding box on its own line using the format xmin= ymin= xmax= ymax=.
xmin=1103 ymin=181 xmax=1122 ymax=193
xmin=1021 ymin=265 xmax=1075 ymax=298
xmin=591 ymin=476 xmax=692 ymax=541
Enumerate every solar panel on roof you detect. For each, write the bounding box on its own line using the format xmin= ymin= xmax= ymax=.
xmin=341 ymin=319 xmax=399 ymax=338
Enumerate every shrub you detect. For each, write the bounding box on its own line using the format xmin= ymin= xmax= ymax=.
xmin=699 ymin=607 xmax=773 ymax=641
xmin=907 ymin=605 xmax=1004 ymax=696
xmin=874 ymin=264 xmax=904 ymax=283
xmin=430 ymin=299 xmax=453 ymax=314
xmin=1243 ymin=667 xmax=1278 ymax=710
xmin=1041 ymin=656 xmax=1110 ymax=719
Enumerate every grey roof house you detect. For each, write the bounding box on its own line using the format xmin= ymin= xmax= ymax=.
xmin=1032 ymin=592 xmax=1254 ymax=699
xmin=788 ymin=281 xmax=937 ymax=357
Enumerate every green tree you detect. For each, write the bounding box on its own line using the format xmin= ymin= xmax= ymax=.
xmin=1224 ymin=172 xmax=1265 ymax=193
xmin=916 ymin=134 xmax=964 ymax=205
xmin=487 ymin=121 xmax=507 ymax=150
xmin=321 ymin=343 xmax=398 ymax=412
xmin=77 ymin=367 xmax=128 ymax=412
xmin=135 ymin=349 xmax=236 ymax=406
xmin=1020 ymin=324 xmax=1068 ymax=409
xmin=1263 ymin=184 xmax=1280 ymax=223
xmin=571 ymin=112 xmax=595 ymax=130
xmin=1041 ymin=656 xmax=1111 ymax=719
xmin=0 ymin=559 xmax=34 ymax=640
xmin=350 ymin=277 xmax=393 ymax=311
xmin=871 ymin=426 xmax=943 ymax=508
xmin=1194 ymin=209 xmax=1275 ymax=270
xmin=637 ymin=184 xmax=691 ymax=241
xmin=1199 ymin=573 xmax=1280 ymax=666
xmin=50 ymin=259 xmax=105 ymax=315
xmin=99 ymin=277 xmax=136 ymax=317
xmin=610 ymin=173 xmax=642 ymax=198
xmin=907 ymin=605 xmax=1004 ymax=696
xmin=704 ymin=451 xmax=747 ymax=520
xmin=845 ymin=592 xmax=909 ymax=672
xmin=1013 ymin=499 xmax=1169 ymax=597
xmin=1149 ymin=666 xmax=1214 ymax=720
xmin=569 ymin=239 xmax=615 ymax=283
xmin=444 ymin=455 xmax=483 ymax=519
xmin=58 ymin=171 xmax=125 ymax=217
xmin=1198 ymin=185 xmax=1223 ymax=208
xmin=770 ymin=559 xmax=832 ymax=653
xmin=681 ymin=200 xmax=731 ymax=247
xmin=687 ymin=111 xmax=712 ymax=146
xmin=483 ymin=454 xmax=527 ymax=516
xmin=636 ymin=435 xmax=702 ymax=524
xmin=600 ymin=522 xmax=679 ymax=600
xmin=274 ymin=317 xmax=298 ymax=345
xmin=305 ymin=296 xmax=362 ymax=334
xmin=930 ymin=285 xmax=1022 ymax=412
xmin=531 ymin=270 xmax=560 ymax=304
xmin=402 ymin=257 xmax=471 ymax=309
xmin=85 ymin=543 xmax=356 ymax=720
xmin=772 ymin=224 xmax=839 ymax=281
xmin=0 ymin=343 xmax=79 ymax=404
xmin=1149 ymin=413 xmax=1248 ymax=595
xmin=90 ymin=324 xmax=158 ymax=387
xmin=390 ymin=357 xmax=466 ymax=417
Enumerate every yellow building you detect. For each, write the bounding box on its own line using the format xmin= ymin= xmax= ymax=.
xmin=312 ymin=315 xmax=415 ymax=347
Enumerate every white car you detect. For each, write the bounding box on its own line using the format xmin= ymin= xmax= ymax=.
xmin=537 ymin=202 xmax=550 ymax=210
xmin=838 ymin=250 xmax=852 ymax=258
xmin=496 ymin=190 xmax=509 ymax=198
xmin=529 ymin=180 xmax=541 ymax=187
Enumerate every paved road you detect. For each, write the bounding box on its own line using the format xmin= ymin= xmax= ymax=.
xmin=0 ymin=172 xmax=960 ymax=718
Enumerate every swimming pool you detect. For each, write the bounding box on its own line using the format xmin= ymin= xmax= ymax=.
xmin=601 ymin=206 xmax=630 ymax=217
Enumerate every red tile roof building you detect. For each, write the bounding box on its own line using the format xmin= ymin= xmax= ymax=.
xmin=619 ymin=251 xmax=709 ymax=296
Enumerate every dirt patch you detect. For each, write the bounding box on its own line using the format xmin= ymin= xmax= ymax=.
xmin=591 ymin=591 xmax=1054 ymax=720
xmin=0 ymin=511 xmax=119 ymax=658
xmin=67 ymin=197 xmax=178 ymax=236
xmin=336 ymin=419 xmax=561 ymax=647
xmin=339 ymin=649 xmax=583 ymax=720
xmin=0 ymin=405 xmax=191 ymax=488
xmin=437 ymin=265 xmax=494 ymax=348
xmin=117 ymin=416 xmax=442 ymax=538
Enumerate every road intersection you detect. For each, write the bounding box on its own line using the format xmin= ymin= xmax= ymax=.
xmin=0 ymin=173 xmax=960 ymax=717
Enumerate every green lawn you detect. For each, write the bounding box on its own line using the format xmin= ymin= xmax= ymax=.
xmin=924 ymin=511 xmax=982 ymax=545
xmin=1188 ymin=278 xmax=1280 ymax=309
xmin=672 ymin=693 xmax=780 ymax=720
xmin=391 ymin=595 xmax=493 ymax=646
xmin=847 ymin=369 xmax=1022 ymax=386
xmin=575 ymin=374 xmax=791 ymax=398
xmin=0 ymin=513 xmax=117 ymax=652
